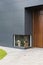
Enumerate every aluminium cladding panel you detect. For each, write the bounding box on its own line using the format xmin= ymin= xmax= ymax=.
xmin=0 ymin=0 xmax=25 ymax=47
xmin=24 ymin=0 xmax=43 ymax=7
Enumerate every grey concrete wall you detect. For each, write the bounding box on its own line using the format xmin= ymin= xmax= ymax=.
xmin=0 ymin=0 xmax=43 ymax=47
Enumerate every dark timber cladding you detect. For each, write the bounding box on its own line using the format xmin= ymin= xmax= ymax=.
xmin=32 ymin=5 xmax=43 ymax=47
xmin=25 ymin=5 xmax=43 ymax=48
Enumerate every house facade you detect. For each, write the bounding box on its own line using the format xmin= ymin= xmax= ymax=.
xmin=0 ymin=0 xmax=43 ymax=47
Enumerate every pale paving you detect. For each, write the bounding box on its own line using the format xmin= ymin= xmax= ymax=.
xmin=0 ymin=46 xmax=43 ymax=65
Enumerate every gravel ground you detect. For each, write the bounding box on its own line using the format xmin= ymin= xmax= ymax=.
xmin=0 ymin=46 xmax=43 ymax=65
